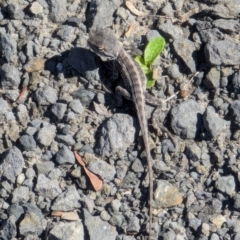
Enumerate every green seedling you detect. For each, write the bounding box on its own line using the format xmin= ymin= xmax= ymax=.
xmin=134 ymin=36 xmax=165 ymax=88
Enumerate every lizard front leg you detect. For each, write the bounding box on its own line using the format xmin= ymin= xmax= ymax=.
xmin=115 ymin=85 xmax=132 ymax=106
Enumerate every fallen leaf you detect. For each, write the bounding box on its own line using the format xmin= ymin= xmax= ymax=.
xmin=16 ymin=87 xmax=27 ymax=101
xmin=124 ymin=24 xmax=133 ymax=37
xmin=51 ymin=211 xmax=80 ymax=221
xmin=125 ymin=1 xmax=146 ymax=17
xmin=93 ymin=102 xmax=112 ymax=117
xmin=74 ymin=151 xmax=103 ymax=191
xmin=51 ymin=211 xmax=64 ymax=217
xmin=61 ymin=212 xmax=79 ymax=221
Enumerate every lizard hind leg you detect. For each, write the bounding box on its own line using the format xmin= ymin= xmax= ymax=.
xmin=152 ymin=106 xmax=177 ymax=149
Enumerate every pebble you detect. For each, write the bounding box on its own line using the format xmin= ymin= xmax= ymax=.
xmin=215 ymin=175 xmax=236 ymax=196
xmin=203 ymin=106 xmax=230 ymax=138
xmin=0 ymin=63 xmax=20 ymax=89
xmin=171 ymin=99 xmax=205 ymax=139
xmin=95 ymin=113 xmax=135 ymax=157
xmin=55 ymin=145 xmax=75 ymax=164
xmin=51 ymin=186 xmax=81 ymax=211
xmin=35 ymin=174 xmax=62 ymax=199
xmin=49 ymin=221 xmax=84 ymax=240
xmin=36 ymin=124 xmax=56 ymax=147
xmin=83 ymin=209 xmax=118 ymax=240
xmin=154 ymin=180 xmax=183 ymax=208
xmin=0 ymin=147 xmax=24 ymax=183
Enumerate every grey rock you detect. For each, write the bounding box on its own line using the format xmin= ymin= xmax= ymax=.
xmin=188 ymin=212 xmax=202 ymax=231
xmin=36 ymin=124 xmax=56 ymax=147
xmin=0 ymin=99 xmax=8 ymax=115
xmin=173 ymin=39 xmax=196 ymax=73
xmin=0 ymin=215 xmax=17 ymax=240
xmin=35 ymin=174 xmax=62 ymax=199
xmin=146 ymin=30 xmax=160 ymax=41
xmin=25 ymin=168 xmax=36 ymax=179
xmin=7 ymin=2 xmax=24 ymax=19
xmin=131 ymin=158 xmax=144 ymax=173
xmin=158 ymin=21 xmax=183 ymax=40
xmin=88 ymin=0 xmax=121 ymax=29
xmin=161 ymin=139 xmax=175 ymax=154
xmin=210 ymin=233 xmax=220 ymax=240
xmin=36 ymin=161 xmax=55 ymax=175
xmin=86 ymin=153 xmax=116 ymax=181
xmin=235 ymin=232 xmax=240 ymax=240
xmin=83 ymin=209 xmax=117 ymax=240
xmin=108 ymin=199 xmax=121 ymax=216
xmin=49 ymin=221 xmax=84 ymax=240
xmin=56 ymin=25 xmax=75 ymax=42
xmin=69 ymin=99 xmax=84 ymax=114
xmin=16 ymin=104 xmax=30 ymax=127
xmin=5 ymin=89 xmax=19 ymax=102
xmin=109 ymin=215 xmax=123 ymax=227
xmin=34 ymin=86 xmax=58 ymax=105
xmin=0 ymin=147 xmax=24 ymax=183
xmin=213 ymin=19 xmax=240 ymax=34
xmin=56 ymin=134 xmax=76 ymax=146
xmin=46 ymin=0 xmax=68 ymax=23
xmin=51 ymin=186 xmax=81 ymax=211
xmin=170 ymin=99 xmax=205 ymax=139
xmin=121 ymin=172 xmax=139 ymax=189
xmin=71 ymin=88 xmax=95 ymax=107
xmin=215 ymin=175 xmax=235 ymax=196
xmin=185 ymin=143 xmax=201 ymax=162
xmin=12 ymin=186 xmax=29 ymax=204
xmin=205 ymin=39 xmax=240 ymax=66
xmin=231 ymin=100 xmax=240 ymax=126
xmin=7 ymin=204 xmax=24 ymax=221
xmin=163 ymin=230 xmax=176 ymax=240
xmin=167 ymin=63 xmax=181 ymax=79
xmin=48 ymin=168 xmax=62 ymax=180
xmin=203 ymin=68 xmax=220 ymax=89
xmin=203 ymin=106 xmax=230 ymax=137
xmin=55 ymin=145 xmax=75 ymax=164
xmin=126 ymin=216 xmax=140 ymax=234
xmin=199 ymin=28 xmax=224 ymax=43
xmin=233 ymin=194 xmax=240 ymax=210
xmin=19 ymin=212 xmax=44 ymax=236
xmin=100 ymin=210 xmax=111 ymax=221
xmin=50 ymin=103 xmax=67 ymax=120
xmin=19 ymin=135 xmax=36 ymax=151
xmin=232 ymin=70 xmax=240 ymax=93
xmin=68 ymin=48 xmax=101 ymax=81
xmin=0 ymin=34 xmax=17 ymax=62
xmin=95 ymin=113 xmax=135 ymax=157
xmin=0 ymin=63 xmax=20 ymax=89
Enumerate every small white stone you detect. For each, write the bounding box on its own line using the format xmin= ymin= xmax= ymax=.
xmin=29 ymin=2 xmax=43 ymax=15
xmin=17 ymin=173 xmax=25 ymax=185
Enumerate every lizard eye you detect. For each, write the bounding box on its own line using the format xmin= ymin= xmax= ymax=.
xmin=97 ymin=47 xmax=105 ymax=52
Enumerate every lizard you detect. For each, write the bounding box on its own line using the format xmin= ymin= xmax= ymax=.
xmin=88 ymin=28 xmax=176 ymax=239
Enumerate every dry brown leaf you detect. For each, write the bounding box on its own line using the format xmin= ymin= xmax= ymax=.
xmin=51 ymin=211 xmax=80 ymax=221
xmin=51 ymin=211 xmax=64 ymax=217
xmin=61 ymin=212 xmax=79 ymax=221
xmin=16 ymin=87 xmax=27 ymax=101
xmin=93 ymin=102 xmax=112 ymax=117
xmin=125 ymin=1 xmax=146 ymax=17
xmin=74 ymin=151 xmax=103 ymax=191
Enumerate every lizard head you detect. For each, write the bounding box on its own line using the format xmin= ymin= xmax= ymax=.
xmin=88 ymin=28 xmax=120 ymax=61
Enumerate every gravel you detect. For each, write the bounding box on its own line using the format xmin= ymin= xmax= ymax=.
xmin=0 ymin=0 xmax=240 ymax=239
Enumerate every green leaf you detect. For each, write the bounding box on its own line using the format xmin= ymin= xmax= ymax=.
xmin=144 ymin=37 xmax=165 ymax=67
xmin=146 ymin=79 xmax=156 ymax=89
xmin=134 ymin=55 xmax=149 ymax=74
